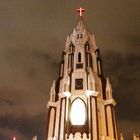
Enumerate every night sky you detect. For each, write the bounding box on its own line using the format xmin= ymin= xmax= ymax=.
xmin=0 ymin=0 xmax=140 ymax=140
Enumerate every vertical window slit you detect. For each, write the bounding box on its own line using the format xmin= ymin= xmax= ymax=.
xmin=78 ymin=52 xmax=81 ymax=62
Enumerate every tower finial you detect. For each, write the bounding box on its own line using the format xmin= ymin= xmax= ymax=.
xmin=76 ymin=7 xmax=86 ymax=17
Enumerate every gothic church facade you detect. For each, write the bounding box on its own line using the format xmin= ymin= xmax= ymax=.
xmin=45 ymin=10 xmax=139 ymax=140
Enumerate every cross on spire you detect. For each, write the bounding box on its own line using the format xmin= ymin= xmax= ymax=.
xmin=77 ymin=7 xmax=86 ymax=17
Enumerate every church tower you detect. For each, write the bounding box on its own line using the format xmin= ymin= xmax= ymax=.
xmin=46 ymin=8 xmax=118 ymax=140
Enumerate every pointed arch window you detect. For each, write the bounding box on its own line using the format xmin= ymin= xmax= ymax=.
xmin=77 ymin=34 xmax=79 ymax=39
xmin=78 ymin=52 xmax=81 ymax=62
xmin=76 ymin=52 xmax=83 ymax=68
xmin=69 ymin=43 xmax=75 ymax=52
xmin=70 ymin=98 xmax=86 ymax=125
xmin=85 ymin=42 xmax=90 ymax=51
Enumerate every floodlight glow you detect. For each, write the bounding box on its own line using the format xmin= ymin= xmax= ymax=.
xmin=86 ymin=90 xmax=95 ymax=97
xmin=13 ymin=137 xmax=16 ymax=140
xmin=70 ymin=98 xmax=86 ymax=125
xmin=63 ymin=91 xmax=71 ymax=97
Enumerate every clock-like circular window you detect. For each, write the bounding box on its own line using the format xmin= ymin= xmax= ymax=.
xmin=75 ymin=79 xmax=83 ymax=89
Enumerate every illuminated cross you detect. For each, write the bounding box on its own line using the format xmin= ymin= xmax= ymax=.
xmin=77 ymin=7 xmax=86 ymax=17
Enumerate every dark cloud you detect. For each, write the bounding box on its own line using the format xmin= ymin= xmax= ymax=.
xmin=103 ymin=51 xmax=140 ymax=140
xmin=0 ymin=127 xmax=26 ymax=140
xmin=117 ymin=120 xmax=140 ymax=140
xmin=0 ymin=0 xmax=139 ymax=140
xmin=0 ymin=113 xmax=46 ymax=140
xmin=0 ymin=99 xmax=14 ymax=106
xmin=0 ymin=133 xmax=8 ymax=140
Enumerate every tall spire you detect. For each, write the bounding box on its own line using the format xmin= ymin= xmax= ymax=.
xmin=76 ymin=16 xmax=86 ymax=30
xmin=46 ymin=9 xmax=119 ymax=140
xmin=76 ymin=7 xmax=86 ymax=30
xmin=106 ymin=77 xmax=113 ymax=99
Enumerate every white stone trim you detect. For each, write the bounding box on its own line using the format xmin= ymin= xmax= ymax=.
xmin=104 ymin=99 xmax=116 ymax=106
